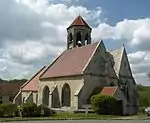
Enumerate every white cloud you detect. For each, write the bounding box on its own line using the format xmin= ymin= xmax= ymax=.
xmin=0 ymin=0 xmax=102 ymax=80
xmin=92 ymin=18 xmax=150 ymax=51
xmin=128 ymin=51 xmax=150 ymax=85
xmin=1 ymin=0 xmax=150 ymax=85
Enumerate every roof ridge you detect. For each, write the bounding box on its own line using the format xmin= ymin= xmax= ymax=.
xmin=21 ymin=66 xmax=46 ymax=90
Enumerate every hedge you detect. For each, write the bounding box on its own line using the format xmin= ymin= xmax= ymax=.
xmin=91 ymin=94 xmax=117 ymax=114
xmin=18 ymin=103 xmax=55 ymax=117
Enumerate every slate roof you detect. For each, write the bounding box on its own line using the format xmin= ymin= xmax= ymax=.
xmin=67 ymin=16 xmax=91 ymax=29
xmin=21 ymin=66 xmax=46 ymax=91
xmin=109 ymin=46 xmax=124 ymax=76
xmin=40 ymin=42 xmax=99 ymax=79
xmin=100 ymin=86 xmax=118 ymax=96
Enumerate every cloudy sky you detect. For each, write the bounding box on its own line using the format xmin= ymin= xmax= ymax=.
xmin=0 ymin=0 xmax=150 ymax=85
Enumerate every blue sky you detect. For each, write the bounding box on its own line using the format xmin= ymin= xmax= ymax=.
xmin=0 ymin=0 xmax=150 ymax=85
xmin=87 ymin=0 xmax=150 ymax=25
xmin=53 ymin=0 xmax=150 ymax=25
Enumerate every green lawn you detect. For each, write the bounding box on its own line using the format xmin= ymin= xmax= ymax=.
xmin=51 ymin=113 xmax=117 ymax=119
xmin=0 ymin=113 xmax=146 ymax=122
xmin=0 ymin=113 xmax=119 ymax=122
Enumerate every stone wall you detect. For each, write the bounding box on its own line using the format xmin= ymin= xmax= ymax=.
xmin=21 ymin=91 xmax=38 ymax=104
xmin=38 ymin=76 xmax=84 ymax=110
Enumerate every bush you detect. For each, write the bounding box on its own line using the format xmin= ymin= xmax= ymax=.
xmin=18 ymin=103 xmax=37 ymax=117
xmin=139 ymin=107 xmax=146 ymax=114
xmin=18 ymin=103 xmax=55 ymax=117
xmin=36 ymin=104 xmax=55 ymax=117
xmin=91 ymin=94 xmax=117 ymax=114
xmin=0 ymin=103 xmax=18 ymax=117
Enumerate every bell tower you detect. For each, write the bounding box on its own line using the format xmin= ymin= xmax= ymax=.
xmin=67 ymin=16 xmax=92 ymax=49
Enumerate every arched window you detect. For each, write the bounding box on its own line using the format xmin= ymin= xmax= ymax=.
xmin=85 ymin=33 xmax=88 ymax=45
xmin=76 ymin=32 xmax=82 ymax=47
xmin=62 ymin=83 xmax=71 ymax=107
xmin=69 ymin=33 xmax=73 ymax=42
xmin=42 ymin=86 xmax=50 ymax=106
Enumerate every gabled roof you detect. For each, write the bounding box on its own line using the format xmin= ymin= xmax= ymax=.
xmin=40 ymin=42 xmax=99 ymax=79
xmin=109 ymin=46 xmax=124 ymax=76
xmin=67 ymin=16 xmax=91 ymax=29
xmin=21 ymin=66 xmax=46 ymax=92
xmin=100 ymin=86 xmax=118 ymax=96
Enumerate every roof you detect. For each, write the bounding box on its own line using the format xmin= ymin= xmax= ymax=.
xmin=21 ymin=66 xmax=46 ymax=91
xmin=40 ymin=42 xmax=99 ymax=79
xmin=109 ymin=46 xmax=124 ymax=76
xmin=0 ymin=82 xmax=24 ymax=96
xmin=100 ymin=86 xmax=118 ymax=96
xmin=67 ymin=16 xmax=91 ymax=29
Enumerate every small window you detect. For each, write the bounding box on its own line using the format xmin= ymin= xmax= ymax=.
xmin=23 ymin=97 xmax=26 ymax=103
xmin=9 ymin=96 xmax=14 ymax=102
xmin=0 ymin=96 xmax=2 ymax=104
xmin=110 ymin=82 xmax=115 ymax=86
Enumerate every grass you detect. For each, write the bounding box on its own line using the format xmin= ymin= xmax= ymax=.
xmin=0 ymin=113 xmax=119 ymax=122
xmin=0 ymin=113 xmax=147 ymax=122
xmin=51 ymin=113 xmax=117 ymax=119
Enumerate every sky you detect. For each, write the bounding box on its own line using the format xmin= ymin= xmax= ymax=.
xmin=0 ymin=0 xmax=150 ymax=85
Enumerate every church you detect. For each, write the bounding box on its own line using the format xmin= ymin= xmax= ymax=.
xmin=14 ymin=16 xmax=138 ymax=115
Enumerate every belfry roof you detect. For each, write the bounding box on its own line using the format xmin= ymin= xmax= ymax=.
xmin=40 ymin=42 xmax=99 ymax=79
xmin=67 ymin=16 xmax=91 ymax=29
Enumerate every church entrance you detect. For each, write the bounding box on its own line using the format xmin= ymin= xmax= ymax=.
xmin=42 ymin=86 xmax=50 ymax=106
xmin=62 ymin=83 xmax=71 ymax=107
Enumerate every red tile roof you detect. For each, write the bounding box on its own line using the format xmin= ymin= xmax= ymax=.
xmin=100 ymin=86 xmax=118 ymax=96
xmin=40 ymin=42 xmax=99 ymax=79
xmin=21 ymin=66 xmax=46 ymax=92
xmin=0 ymin=82 xmax=24 ymax=95
xmin=67 ymin=16 xmax=91 ymax=29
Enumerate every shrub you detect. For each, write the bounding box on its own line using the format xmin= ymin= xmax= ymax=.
xmin=36 ymin=104 xmax=54 ymax=117
xmin=139 ymin=107 xmax=146 ymax=114
xmin=91 ymin=94 xmax=117 ymax=114
xmin=18 ymin=103 xmax=37 ymax=117
xmin=0 ymin=103 xmax=18 ymax=117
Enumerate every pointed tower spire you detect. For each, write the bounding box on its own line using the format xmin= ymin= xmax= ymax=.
xmin=67 ymin=16 xmax=91 ymax=30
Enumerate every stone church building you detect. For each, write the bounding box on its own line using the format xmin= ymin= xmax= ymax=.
xmin=14 ymin=16 xmax=138 ymax=115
